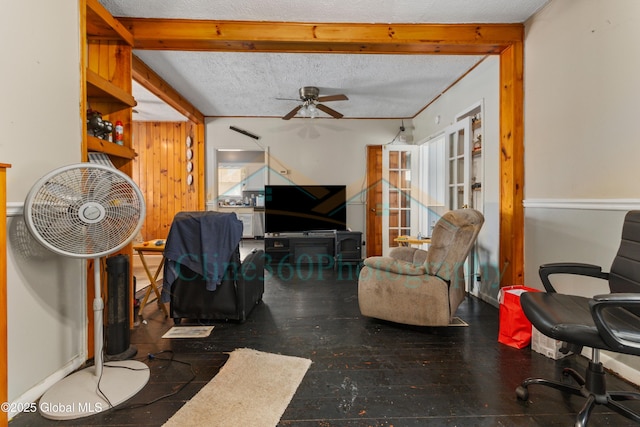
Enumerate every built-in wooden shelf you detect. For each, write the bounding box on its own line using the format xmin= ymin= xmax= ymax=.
xmin=86 ymin=69 xmax=136 ymax=113
xmin=87 ymin=136 xmax=136 ymax=160
xmin=85 ymin=0 xmax=134 ymax=45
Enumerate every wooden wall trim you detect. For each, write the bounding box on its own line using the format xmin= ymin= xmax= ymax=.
xmin=499 ymin=41 xmax=525 ymax=286
xmin=195 ymin=122 xmax=206 ymax=210
xmin=132 ymin=56 xmax=205 ymax=124
xmin=0 ymin=164 xmax=10 ymax=427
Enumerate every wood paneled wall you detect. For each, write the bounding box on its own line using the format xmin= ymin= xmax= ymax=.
xmin=132 ymin=121 xmax=201 ymax=240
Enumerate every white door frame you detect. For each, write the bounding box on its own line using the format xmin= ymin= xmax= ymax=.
xmin=381 ymin=144 xmax=419 ymax=256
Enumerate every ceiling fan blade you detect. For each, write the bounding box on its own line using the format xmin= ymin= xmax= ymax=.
xmin=316 ymin=104 xmax=344 ymax=119
xmin=317 ymin=94 xmax=348 ymax=102
xmin=275 ymin=97 xmax=300 ymax=101
xmin=282 ymin=105 xmax=302 ymax=120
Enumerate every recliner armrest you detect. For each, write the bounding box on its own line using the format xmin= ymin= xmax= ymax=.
xmin=539 ymin=262 xmax=609 ymax=293
xmin=363 ymin=256 xmax=427 ymax=276
xmin=590 ymin=293 xmax=640 ymax=351
xmin=389 ymin=247 xmax=428 ymax=265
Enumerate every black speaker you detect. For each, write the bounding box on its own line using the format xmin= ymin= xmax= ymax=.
xmin=105 ymin=254 xmax=137 ymax=360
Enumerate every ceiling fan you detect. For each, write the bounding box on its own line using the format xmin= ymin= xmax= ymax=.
xmin=280 ymin=86 xmax=348 ymax=120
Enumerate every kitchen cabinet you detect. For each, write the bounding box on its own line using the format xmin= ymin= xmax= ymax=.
xmin=236 ymin=213 xmax=254 ymax=238
xmin=219 ymin=207 xmax=256 ymax=238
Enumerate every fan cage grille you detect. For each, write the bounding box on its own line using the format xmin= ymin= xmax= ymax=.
xmin=25 ymin=165 xmax=145 ymax=258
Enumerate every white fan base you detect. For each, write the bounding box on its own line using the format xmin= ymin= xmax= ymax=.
xmin=39 ymin=360 xmax=149 ymax=420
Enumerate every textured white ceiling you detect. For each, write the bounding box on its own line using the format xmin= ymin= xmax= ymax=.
xmin=100 ymin=0 xmax=548 ymax=24
xmin=100 ymin=0 xmax=550 ymax=121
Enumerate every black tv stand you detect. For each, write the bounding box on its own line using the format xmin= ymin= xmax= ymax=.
xmin=302 ymin=229 xmax=336 ymax=236
xmin=264 ymin=231 xmax=362 ymax=268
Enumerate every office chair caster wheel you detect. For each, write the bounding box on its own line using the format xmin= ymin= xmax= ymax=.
xmin=515 ymin=385 xmax=529 ymax=401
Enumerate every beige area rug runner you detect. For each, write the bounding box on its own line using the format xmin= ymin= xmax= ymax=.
xmin=163 ymin=348 xmax=312 ymax=427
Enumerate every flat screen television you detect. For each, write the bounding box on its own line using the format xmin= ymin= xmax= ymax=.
xmin=264 ymin=185 xmax=347 ymax=234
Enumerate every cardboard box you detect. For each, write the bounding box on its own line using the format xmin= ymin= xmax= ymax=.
xmin=531 ymin=326 xmax=571 ymax=359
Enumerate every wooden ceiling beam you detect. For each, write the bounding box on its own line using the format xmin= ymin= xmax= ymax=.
xmin=132 ymin=55 xmax=205 ymax=124
xmin=119 ymin=19 xmax=523 ymax=54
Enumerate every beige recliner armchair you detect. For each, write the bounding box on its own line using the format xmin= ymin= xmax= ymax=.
xmin=358 ymin=208 xmax=484 ymax=326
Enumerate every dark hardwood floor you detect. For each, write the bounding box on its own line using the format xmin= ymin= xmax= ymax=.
xmin=10 ymin=242 xmax=640 ymax=426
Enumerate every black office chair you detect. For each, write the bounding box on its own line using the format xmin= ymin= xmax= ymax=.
xmin=516 ymin=210 xmax=640 ymax=427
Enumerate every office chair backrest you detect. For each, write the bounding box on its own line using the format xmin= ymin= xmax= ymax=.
xmin=609 ymin=210 xmax=640 ymax=295
xmin=425 ymin=208 xmax=484 ymax=282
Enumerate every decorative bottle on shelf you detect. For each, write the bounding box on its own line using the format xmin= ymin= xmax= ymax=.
xmin=114 ymin=121 xmax=124 ymax=145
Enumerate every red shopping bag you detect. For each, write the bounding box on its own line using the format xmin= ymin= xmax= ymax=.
xmin=498 ymin=285 xmax=540 ymax=349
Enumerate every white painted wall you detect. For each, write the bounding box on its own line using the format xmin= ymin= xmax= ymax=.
xmin=2 ymin=0 xmax=86 ymax=415
xmin=412 ymin=57 xmax=501 ymax=304
xmin=206 ymin=117 xmax=402 ymax=234
xmin=525 ymin=0 xmax=640 ymax=199
xmin=524 ymin=0 xmax=640 ymax=384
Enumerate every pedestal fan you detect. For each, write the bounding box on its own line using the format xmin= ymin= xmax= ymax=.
xmin=23 ymin=163 xmax=149 ymax=420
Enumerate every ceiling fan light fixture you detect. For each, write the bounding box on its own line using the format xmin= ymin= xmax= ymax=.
xmin=283 ymin=86 xmax=348 ymax=120
xmin=308 ymin=102 xmax=319 ymax=118
xmin=298 ymin=100 xmax=319 ymax=118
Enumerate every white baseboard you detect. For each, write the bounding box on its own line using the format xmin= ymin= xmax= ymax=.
xmin=600 ymin=352 xmax=640 ymax=387
xmin=7 ymin=354 xmax=86 ymax=420
xmin=579 ymin=347 xmax=640 ymax=387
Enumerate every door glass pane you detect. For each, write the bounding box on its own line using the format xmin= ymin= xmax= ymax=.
xmin=401 ymin=170 xmax=411 ymax=188
xmin=401 ymin=210 xmax=410 ymax=227
xmin=401 ymin=192 xmax=411 ymax=209
xmin=449 ymin=160 xmax=455 ymax=183
xmin=389 ymin=190 xmax=399 ymax=208
xmin=389 ymin=211 xmax=399 ymax=227
xmin=457 ymin=157 xmax=465 ymax=183
xmin=389 ymin=152 xmax=399 ymax=169
xmin=401 ymin=151 xmax=411 ymax=169
xmin=389 ymin=229 xmax=399 ymax=247
xmin=389 ymin=170 xmax=399 ymax=189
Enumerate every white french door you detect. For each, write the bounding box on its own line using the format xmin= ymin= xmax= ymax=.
xmin=446 ymin=117 xmax=476 ymax=293
xmin=445 ymin=117 xmax=472 ymax=210
xmin=381 ymin=144 xmax=419 ymax=256
xmin=420 ymin=118 xmax=475 ymax=292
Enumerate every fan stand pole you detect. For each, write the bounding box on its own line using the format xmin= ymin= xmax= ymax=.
xmin=38 ymin=257 xmax=150 ymax=420
xmin=93 ymin=258 xmax=104 ymax=379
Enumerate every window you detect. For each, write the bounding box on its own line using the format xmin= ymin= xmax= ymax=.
xmin=218 ymin=166 xmax=244 ymax=197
